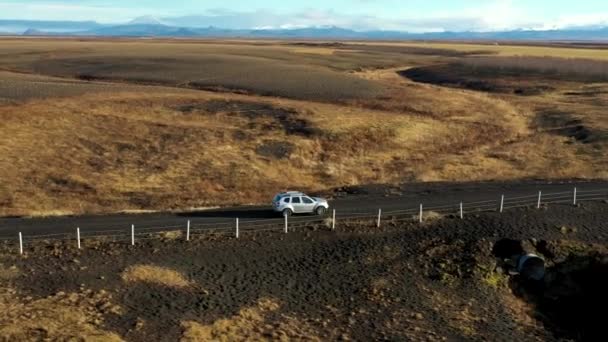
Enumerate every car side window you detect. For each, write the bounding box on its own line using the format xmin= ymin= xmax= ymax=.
xmin=303 ymin=197 xmax=314 ymax=204
xmin=292 ymin=197 xmax=301 ymax=204
xmin=283 ymin=197 xmax=290 ymax=203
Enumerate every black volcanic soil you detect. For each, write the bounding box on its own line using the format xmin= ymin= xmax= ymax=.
xmin=2 ymin=202 xmax=608 ymax=341
xmin=401 ymin=64 xmax=557 ymax=96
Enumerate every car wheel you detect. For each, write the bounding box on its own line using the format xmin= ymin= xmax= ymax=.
xmin=315 ymin=207 xmax=326 ymax=216
xmin=282 ymin=209 xmax=293 ymax=217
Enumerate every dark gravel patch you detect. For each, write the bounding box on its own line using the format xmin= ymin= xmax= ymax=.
xmin=1 ymin=202 xmax=607 ymax=341
xmin=175 ymin=99 xmax=320 ymax=137
xmin=401 ymin=64 xmax=555 ymax=96
xmin=255 ymin=140 xmax=295 ymax=159
xmin=535 ymin=110 xmax=608 ymax=144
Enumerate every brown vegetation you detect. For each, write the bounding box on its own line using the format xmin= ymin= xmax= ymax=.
xmin=0 ymin=39 xmax=407 ymax=102
xmin=403 ymin=56 xmax=608 ymax=94
xmin=121 ymin=265 xmax=192 ymax=288
xmin=181 ymin=298 xmax=320 ymax=341
xmin=0 ymin=287 xmax=123 ymax=341
xmin=460 ymin=56 xmax=608 ymax=82
xmin=0 ymin=38 xmax=606 ymax=216
xmin=0 ymin=87 xmax=534 ymax=216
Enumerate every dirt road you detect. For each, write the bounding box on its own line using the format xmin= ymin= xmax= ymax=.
xmin=1 ymin=180 xmax=606 ymax=239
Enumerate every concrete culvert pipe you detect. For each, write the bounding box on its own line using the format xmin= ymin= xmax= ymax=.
xmin=517 ymin=254 xmax=545 ymax=281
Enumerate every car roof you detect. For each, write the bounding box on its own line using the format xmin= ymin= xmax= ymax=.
xmin=278 ymin=191 xmax=305 ymax=196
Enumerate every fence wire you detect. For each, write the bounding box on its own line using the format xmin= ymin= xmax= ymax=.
xmin=3 ymin=187 xmax=607 ymax=249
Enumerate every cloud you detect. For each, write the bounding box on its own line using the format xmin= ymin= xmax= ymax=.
xmin=163 ymin=6 xmax=540 ymax=32
xmin=0 ymin=1 xmax=165 ymax=23
xmin=1 ymin=0 xmax=607 ymax=32
xmin=162 ymin=0 xmax=607 ymax=33
xmin=543 ymin=14 xmax=608 ymax=30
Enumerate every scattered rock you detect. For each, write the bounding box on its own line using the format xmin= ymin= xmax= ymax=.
xmin=339 ymin=333 xmax=351 ymax=341
xmin=559 ymin=226 xmax=578 ymax=234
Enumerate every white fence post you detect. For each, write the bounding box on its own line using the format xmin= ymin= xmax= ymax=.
xmin=284 ymin=214 xmax=288 ymax=234
xmin=332 ymin=209 xmax=336 ymax=230
xmin=573 ymin=187 xmax=577 ymax=205
xmin=77 ymin=227 xmax=81 ymax=249
xmin=186 ymin=220 xmax=191 ymax=241
xmin=460 ymin=202 xmax=464 ymax=219
xmin=18 ymin=232 xmax=23 ymax=255
xmin=419 ymin=204 xmax=423 ymax=223
xmin=500 ymin=195 xmax=504 ymax=213
xmin=537 ymin=191 xmax=542 ymax=209
xmin=131 ymin=224 xmax=135 ymax=246
xmin=236 ymin=218 xmax=239 ymax=239
xmin=377 ymin=209 xmax=382 ymax=228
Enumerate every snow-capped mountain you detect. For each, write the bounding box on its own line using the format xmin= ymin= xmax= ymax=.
xmin=127 ymin=16 xmax=168 ymax=26
xmin=1 ymin=17 xmax=607 ymax=40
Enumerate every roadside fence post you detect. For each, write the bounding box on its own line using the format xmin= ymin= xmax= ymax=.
xmin=236 ymin=218 xmax=239 ymax=239
xmin=537 ymin=191 xmax=542 ymax=209
xmin=77 ymin=227 xmax=81 ymax=249
xmin=573 ymin=187 xmax=577 ymax=206
xmin=332 ymin=209 xmax=336 ymax=230
xmin=419 ymin=204 xmax=423 ymax=223
xmin=18 ymin=232 xmax=23 ymax=255
xmin=500 ymin=195 xmax=504 ymax=213
xmin=460 ymin=202 xmax=464 ymax=219
xmin=186 ymin=220 xmax=191 ymax=241
xmin=377 ymin=209 xmax=382 ymax=228
xmin=131 ymin=224 xmax=135 ymax=246
xmin=284 ymin=214 xmax=288 ymax=234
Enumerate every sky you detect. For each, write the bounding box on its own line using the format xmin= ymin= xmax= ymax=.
xmin=1 ymin=0 xmax=607 ymax=32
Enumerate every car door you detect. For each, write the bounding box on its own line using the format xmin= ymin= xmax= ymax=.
xmin=291 ymin=196 xmax=304 ymax=213
xmin=301 ymin=196 xmax=316 ymax=213
xmin=281 ymin=196 xmax=291 ymax=210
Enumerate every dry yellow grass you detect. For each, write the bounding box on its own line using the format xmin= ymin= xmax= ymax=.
xmin=0 ymin=78 xmax=529 ymax=215
xmin=422 ymin=290 xmax=486 ymax=339
xmin=181 ymin=298 xmax=320 ymax=341
xmin=161 ymin=230 xmax=185 ymax=240
xmin=0 ymin=72 xmax=605 ymax=216
xmin=122 ymin=264 xmax=192 ymax=288
xmin=0 ymin=264 xmax=18 ymax=281
xmin=0 ymin=288 xmax=123 ymax=341
xmin=416 ymin=211 xmax=444 ymax=222
xmin=356 ymin=41 xmax=608 ymax=60
xmin=496 ymin=292 xmax=546 ymax=337
xmin=0 ymin=39 xmax=606 ymax=216
xmin=290 ymin=47 xmax=337 ymax=55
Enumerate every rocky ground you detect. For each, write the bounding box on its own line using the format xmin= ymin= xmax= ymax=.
xmin=1 ymin=202 xmax=607 ymax=341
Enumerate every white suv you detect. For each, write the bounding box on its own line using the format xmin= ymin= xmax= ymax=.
xmin=272 ymin=191 xmax=329 ymax=216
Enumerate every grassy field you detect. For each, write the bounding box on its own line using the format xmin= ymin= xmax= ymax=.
xmin=0 ymin=39 xmax=449 ymax=102
xmin=0 ymin=38 xmax=607 ymax=216
xmin=360 ymin=41 xmax=608 ymax=60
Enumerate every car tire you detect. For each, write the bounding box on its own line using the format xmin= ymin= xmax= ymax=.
xmin=282 ymin=209 xmax=293 ymax=217
xmin=315 ymin=207 xmax=327 ymax=216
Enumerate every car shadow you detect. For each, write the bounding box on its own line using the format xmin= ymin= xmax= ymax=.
xmin=176 ymin=207 xmax=279 ymax=220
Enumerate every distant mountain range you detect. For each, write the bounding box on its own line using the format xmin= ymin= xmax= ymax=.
xmin=2 ymin=18 xmax=608 ymax=40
